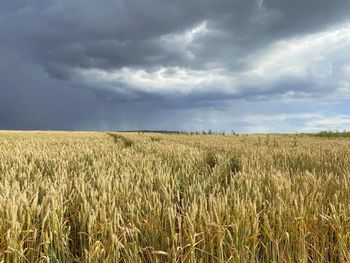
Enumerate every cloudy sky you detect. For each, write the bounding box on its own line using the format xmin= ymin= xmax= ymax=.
xmin=1 ymin=0 xmax=350 ymax=133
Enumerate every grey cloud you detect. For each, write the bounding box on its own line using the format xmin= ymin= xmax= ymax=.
xmin=0 ymin=49 xmax=99 ymax=130
xmin=1 ymin=0 xmax=350 ymax=131
xmin=4 ymin=0 xmax=350 ymax=75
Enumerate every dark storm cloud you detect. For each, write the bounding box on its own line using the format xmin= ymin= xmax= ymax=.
xmin=0 ymin=0 xmax=350 ymax=131
xmin=3 ymin=0 xmax=350 ymax=73
xmin=0 ymin=48 xmax=100 ymax=130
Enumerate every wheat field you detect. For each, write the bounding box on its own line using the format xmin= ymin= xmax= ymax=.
xmin=0 ymin=131 xmax=349 ymax=262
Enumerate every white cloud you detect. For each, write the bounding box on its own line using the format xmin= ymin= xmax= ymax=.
xmin=160 ymin=21 xmax=209 ymax=60
xmin=77 ymin=66 xmax=235 ymax=94
xmin=245 ymin=22 xmax=350 ymax=86
xmin=242 ymin=113 xmax=322 ymax=123
xmin=342 ymin=65 xmax=350 ymax=77
xmin=295 ymin=115 xmax=350 ymax=133
xmin=75 ymin=21 xmax=350 ymax=102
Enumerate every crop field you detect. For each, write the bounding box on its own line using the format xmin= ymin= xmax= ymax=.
xmin=0 ymin=131 xmax=350 ymax=262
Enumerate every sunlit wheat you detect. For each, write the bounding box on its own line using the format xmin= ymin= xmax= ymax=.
xmin=0 ymin=131 xmax=349 ymax=262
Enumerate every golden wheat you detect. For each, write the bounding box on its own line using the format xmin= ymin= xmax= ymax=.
xmin=0 ymin=131 xmax=349 ymax=262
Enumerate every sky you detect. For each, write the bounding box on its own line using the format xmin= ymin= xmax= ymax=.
xmin=1 ymin=0 xmax=350 ymax=133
